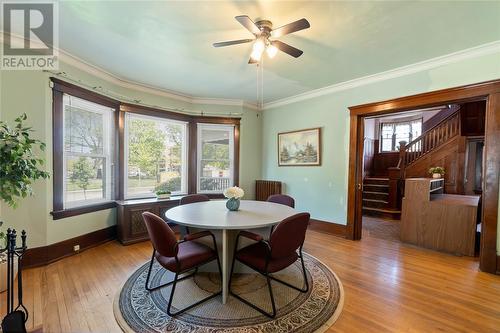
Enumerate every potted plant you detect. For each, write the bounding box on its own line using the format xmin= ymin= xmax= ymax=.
xmin=429 ymin=166 xmax=445 ymax=179
xmin=155 ymin=190 xmax=171 ymax=199
xmin=223 ymin=186 xmax=245 ymax=211
xmin=0 ymin=113 xmax=49 ymax=292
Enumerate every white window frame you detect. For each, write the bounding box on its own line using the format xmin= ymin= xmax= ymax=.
xmin=62 ymin=94 xmax=114 ymax=209
xmin=197 ymin=123 xmax=235 ymax=193
xmin=124 ymin=113 xmax=188 ymax=199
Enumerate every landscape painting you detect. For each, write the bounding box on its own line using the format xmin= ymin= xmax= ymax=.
xmin=278 ymin=128 xmax=321 ymax=166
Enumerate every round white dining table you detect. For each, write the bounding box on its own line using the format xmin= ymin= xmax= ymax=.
xmin=165 ymin=199 xmax=298 ymax=304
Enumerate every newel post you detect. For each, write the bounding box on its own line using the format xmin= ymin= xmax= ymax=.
xmin=398 ymin=140 xmax=407 ymax=171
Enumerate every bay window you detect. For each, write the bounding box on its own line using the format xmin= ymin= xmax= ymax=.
xmin=124 ymin=113 xmax=188 ymax=198
xmin=51 ymin=78 xmax=239 ymax=219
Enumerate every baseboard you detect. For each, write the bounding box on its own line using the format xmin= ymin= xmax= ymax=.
xmin=23 ymin=225 xmax=117 ymax=268
xmin=308 ymin=219 xmax=347 ymax=237
xmin=497 ymin=256 xmax=500 ymax=275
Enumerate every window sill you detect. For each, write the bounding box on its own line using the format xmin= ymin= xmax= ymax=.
xmin=51 ymin=201 xmax=117 ymax=220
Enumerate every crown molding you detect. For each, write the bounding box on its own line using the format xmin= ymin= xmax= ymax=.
xmin=58 ymin=49 xmax=260 ymax=110
xmin=0 ymin=32 xmax=260 ymax=110
xmin=263 ymin=40 xmax=500 ymax=110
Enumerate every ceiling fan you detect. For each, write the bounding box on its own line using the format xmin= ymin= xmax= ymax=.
xmin=213 ymin=15 xmax=310 ymax=64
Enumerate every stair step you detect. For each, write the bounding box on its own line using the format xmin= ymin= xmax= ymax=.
xmin=363 ymin=184 xmax=389 ymax=193
xmin=362 ymin=199 xmax=389 ymax=209
xmin=363 ymin=191 xmax=389 ymax=201
xmin=363 ymin=178 xmax=389 ymax=185
xmin=362 ymin=207 xmax=401 ymax=213
xmin=364 ymin=177 xmax=389 ymax=181
xmin=363 ymin=199 xmax=389 ymax=204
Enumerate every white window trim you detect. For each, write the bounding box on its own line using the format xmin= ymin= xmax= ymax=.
xmin=124 ymin=112 xmax=188 ymax=199
xmin=62 ymin=94 xmax=114 ymax=209
xmin=197 ymin=123 xmax=235 ymax=194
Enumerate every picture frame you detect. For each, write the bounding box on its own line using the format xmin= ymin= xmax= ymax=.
xmin=278 ymin=127 xmax=321 ymax=166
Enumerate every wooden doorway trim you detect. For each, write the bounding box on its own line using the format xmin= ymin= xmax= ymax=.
xmin=346 ymin=79 xmax=500 ymax=274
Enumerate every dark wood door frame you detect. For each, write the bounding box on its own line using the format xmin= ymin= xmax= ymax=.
xmin=346 ymin=79 xmax=500 ymax=274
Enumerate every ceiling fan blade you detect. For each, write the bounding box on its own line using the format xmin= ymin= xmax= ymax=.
xmin=235 ymin=15 xmax=261 ymax=36
xmin=248 ymin=57 xmax=258 ymax=64
xmin=213 ymin=39 xmax=254 ymax=47
xmin=271 ymin=18 xmax=310 ymax=38
xmin=272 ymin=40 xmax=303 ymax=58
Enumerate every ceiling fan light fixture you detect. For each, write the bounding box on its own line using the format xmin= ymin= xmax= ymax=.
xmin=266 ymin=44 xmax=278 ymax=58
xmin=252 ymin=39 xmax=265 ymax=54
xmin=250 ymin=49 xmax=263 ymax=61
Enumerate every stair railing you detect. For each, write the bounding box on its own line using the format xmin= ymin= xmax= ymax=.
xmin=401 ymin=110 xmax=461 ymax=167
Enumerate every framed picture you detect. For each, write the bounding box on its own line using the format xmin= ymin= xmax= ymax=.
xmin=278 ymin=127 xmax=321 ymax=166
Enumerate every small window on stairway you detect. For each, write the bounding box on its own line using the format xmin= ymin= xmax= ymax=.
xmin=380 ymin=119 xmax=422 ymax=152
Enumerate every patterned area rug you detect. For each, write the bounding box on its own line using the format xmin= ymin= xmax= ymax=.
xmin=114 ymin=252 xmax=344 ymax=332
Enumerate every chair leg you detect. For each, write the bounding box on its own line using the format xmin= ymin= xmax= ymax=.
xmin=145 ymin=250 xmax=196 ymax=292
xmin=268 ymin=252 xmax=309 ymax=293
xmin=166 ymin=261 xmax=222 ymax=316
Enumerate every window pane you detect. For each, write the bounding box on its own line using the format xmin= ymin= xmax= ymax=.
xmin=125 ymin=114 xmax=187 ymax=198
xmin=64 ymin=105 xmax=104 ymax=154
xmin=381 ymin=124 xmax=393 ymax=152
xmin=198 ymin=125 xmax=234 ymax=192
xmin=63 ymin=95 xmax=114 ymax=208
xmin=65 ymin=156 xmax=106 ymax=205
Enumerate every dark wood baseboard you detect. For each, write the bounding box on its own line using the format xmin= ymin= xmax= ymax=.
xmin=496 ymin=256 xmax=500 ymax=275
xmin=308 ymin=219 xmax=347 ymax=237
xmin=23 ymin=226 xmax=117 ymax=268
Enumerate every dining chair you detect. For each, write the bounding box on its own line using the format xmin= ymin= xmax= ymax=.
xmin=180 ymin=194 xmax=210 ymax=205
xmin=228 ymin=212 xmax=310 ymax=318
xmin=267 ymin=194 xmax=295 ymax=208
xmin=142 ymin=212 xmax=222 ymax=316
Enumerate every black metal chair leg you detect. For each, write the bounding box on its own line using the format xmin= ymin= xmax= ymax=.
xmin=145 ymin=249 xmax=196 ymax=292
xmin=268 ymin=254 xmax=309 ymax=293
xmin=166 ymin=264 xmax=222 ymax=316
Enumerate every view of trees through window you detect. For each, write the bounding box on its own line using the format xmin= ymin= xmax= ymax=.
xmin=198 ymin=125 xmax=234 ymax=192
xmin=63 ymin=95 xmax=114 ymax=207
xmin=125 ymin=114 xmax=187 ymax=198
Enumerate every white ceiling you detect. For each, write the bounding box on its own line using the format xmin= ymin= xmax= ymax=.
xmin=59 ymin=1 xmax=500 ymax=104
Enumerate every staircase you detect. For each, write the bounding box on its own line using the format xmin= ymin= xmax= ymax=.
xmin=362 ymin=178 xmax=401 ymax=219
xmin=362 ymin=108 xmax=462 ymax=219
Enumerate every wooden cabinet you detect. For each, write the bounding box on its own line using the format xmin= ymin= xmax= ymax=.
xmin=116 ymin=198 xmax=181 ymax=245
xmin=401 ymin=178 xmax=479 ymax=256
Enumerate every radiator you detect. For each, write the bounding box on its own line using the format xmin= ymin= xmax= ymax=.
xmin=255 ymin=180 xmax=282 ymax=201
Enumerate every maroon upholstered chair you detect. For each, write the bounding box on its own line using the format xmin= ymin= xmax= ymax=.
xmin=267 ymin=194 xmax=295 ymax=208
xmin=142 ymin=212 xmax=221 ymax=316
xmin=229 ymin=212 xmax=310 ymax=318
xmin=180 ymin=194 xmax=210 ymax=205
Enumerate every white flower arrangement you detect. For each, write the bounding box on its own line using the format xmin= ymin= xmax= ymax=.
xmin=223 ymin=186 xmax=244 ymax=199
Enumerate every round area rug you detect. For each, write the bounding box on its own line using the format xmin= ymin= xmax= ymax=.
xmin=114 ymin=252 xmax=343 ymax=332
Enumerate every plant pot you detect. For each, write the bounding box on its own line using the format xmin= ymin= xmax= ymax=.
xmin=226 ymin=198 xmax=240 ymax=211
xmin=0 ymin=254 xmax=18 ymax=293
xmin=156 ymin=194 xmax=171 ymax=199
xmin=432 ymin=173 xmax=442 ymax=179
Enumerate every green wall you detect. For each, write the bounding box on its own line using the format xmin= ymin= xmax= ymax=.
xmin=261 ymin=51 xmax=500 ymax=253
xmin=0 ymin=61 xmax=262 ymax=248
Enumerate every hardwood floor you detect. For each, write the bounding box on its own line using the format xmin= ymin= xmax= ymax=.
xmin=3 ymin=229 xmax=500 ymax=332
xmin=362 ymin=216 xmax=400 ymax=243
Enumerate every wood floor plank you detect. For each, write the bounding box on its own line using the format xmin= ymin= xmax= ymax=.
xmin=3 ymin=228 xmax=499 ymax=332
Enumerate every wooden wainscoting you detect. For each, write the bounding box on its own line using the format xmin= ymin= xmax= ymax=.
xmin=23 ymin=226 xmax=117 ymax=268
xmin=308 ymin=219 xmax=346 ymax=237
